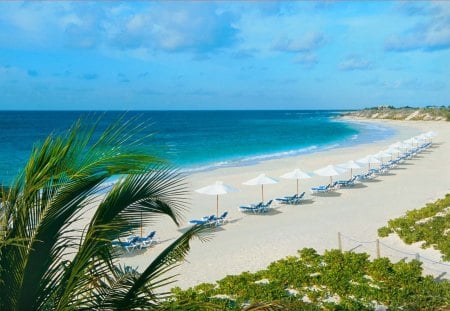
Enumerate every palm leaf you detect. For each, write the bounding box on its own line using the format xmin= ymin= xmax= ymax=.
xmin=103 ymin=224 xmax=213 ymax=310
xmin=0 ymin=114 xmax=210 ymax=311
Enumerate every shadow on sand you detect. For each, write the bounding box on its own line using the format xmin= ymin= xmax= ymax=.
xmin=341 ymin=183 xmax=368 ymax=189
xmin=312 ymin=191 xmax=342 ymax=197
xmin=360 ymin=179 xmax=382 ymax=183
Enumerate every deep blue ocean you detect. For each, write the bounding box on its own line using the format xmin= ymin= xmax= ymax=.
xmin=0 ymin=110 xmax=395 ymax=185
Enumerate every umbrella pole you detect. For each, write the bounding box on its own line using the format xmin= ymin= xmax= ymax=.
xmin=261 ymin=184 xmax=264 ymax=202
xmin=216 ymin=194 xmax=219 ymax=217
xmin=350 ymin=168 xmax=353 ymax=178
xmin=330 ymin=176 xmax=332 ymax=185
xmin=296 ymin=179 xmax=299 ymax=196
xmin=140 ymin=211 xmax=143 ymax=238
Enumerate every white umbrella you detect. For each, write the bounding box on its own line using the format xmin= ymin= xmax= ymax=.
xmin=389 ymin=141 xmax=403 ymax=150
xmin=357 ymin=155 xmax=381 ymax=171
xmin=337 ymin=160 xmax=362 ymax=178
xmin=375 ymin=150 xmax=392 ymax=164
xmin=425 ymin=131 xmax=437 ymax=144
xmin=243 ymin=174 xmax=278 ymax=202
xmin=398 ymin=142 xmax=412 ymax=152
xmin=387 ymin=147 xmax=401 ymax=159
xmin=195 ymin=181 xmax=239 ymax=216
xmin=425 ymin=131 xmax=437 ymax=138
xmin=404 ymin=137 xmax=420 ymax=148
xmin=280 ymin=169 xmax=312 ymax=195
xmin=314 ymin=165 xmax=347 ymax=184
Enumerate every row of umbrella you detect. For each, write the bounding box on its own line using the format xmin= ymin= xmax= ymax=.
xmin=195 ymin=171 xmax=308 ymax=217
xmin=195 ymin=131 xmax=437 ymax=217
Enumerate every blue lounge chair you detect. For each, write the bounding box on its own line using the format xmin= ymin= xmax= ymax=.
xmin=336 ymin=176 xmax=358 ymax=187
xmin=215 ymin=211 xmax=229 ymax=225
xmin=138 ymin=231 xmax=157 ymax=248
xmin=355 ymin=171 xmax=376 ymax=181
xmin=239 ymin=200 xmax=272 ymax=213
xmin=311 ymin=181 xmax=341 ymax=194
xmin=276 ymin=192 xmax=306 ymax=205
xmin=112 ymin=236 xmax=141 ymax=253
xmin=189 ymin=215 xmax=216 ymax=226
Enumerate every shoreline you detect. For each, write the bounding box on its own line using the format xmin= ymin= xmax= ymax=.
xmin=179 ymin=116 xmax=398 ymax=175
xmin=120 ymin=118 xmax=450 ymax=289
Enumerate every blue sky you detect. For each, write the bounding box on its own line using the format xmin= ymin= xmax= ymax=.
xmin=0 ymin=1 xmax=449 ymax=110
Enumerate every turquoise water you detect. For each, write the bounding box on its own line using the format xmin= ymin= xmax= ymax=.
xmin=0 ymin=110 xmax=395 ymax=185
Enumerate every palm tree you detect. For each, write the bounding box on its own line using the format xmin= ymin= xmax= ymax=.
xmin=0 ymin=116 xmax=209 ymax=310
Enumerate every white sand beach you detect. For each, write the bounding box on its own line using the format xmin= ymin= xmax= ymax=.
xmin=120 ymin=119 xmax=450 ymax=288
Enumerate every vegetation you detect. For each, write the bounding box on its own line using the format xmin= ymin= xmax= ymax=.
xmin=163 ymin=248 xmax=450 ymax=310
xmin=344 ymin=106 xmax=450 ymax=121
xmin=0 ymin=116 xmax=210 ymax=310
xmin=378 ymin=194 xmax=450 ymax=261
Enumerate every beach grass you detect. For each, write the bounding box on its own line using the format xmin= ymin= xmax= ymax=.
xmin=378 ymin=194 xmax=450 ymax=260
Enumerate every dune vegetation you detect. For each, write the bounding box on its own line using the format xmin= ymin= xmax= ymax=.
xmin=378 ymin=194 xmax=450 ymax=261
xmin=343 ymin=106 xmax=450 ymax=121
xmin=163 ymin=248 xmax=450 ymax=310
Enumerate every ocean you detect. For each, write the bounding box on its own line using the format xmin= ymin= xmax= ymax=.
xmin=0 ymin=110 xmax=395 ymax=185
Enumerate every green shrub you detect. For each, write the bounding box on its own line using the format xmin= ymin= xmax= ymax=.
xmin=378 ymin=194 xmax=450 ymax=260
xmin=378 ymin=226 xmax=392 ymax=237
xmin=163 ymin=248 xmax=450 ymax=310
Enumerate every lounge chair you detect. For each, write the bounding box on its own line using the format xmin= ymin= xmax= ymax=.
xmin=215 ymin=211 xmax=229 ymax=225
xmin=189 ymin=214 xmax=216 ymax=226
xmin=310 ymin=182 xmax=340 ymax=194
xmin=239 ymin=200 xmax=272 ymax=213
xmin=310 ymin=184 xmax=330 ymax=194
xmin=336 ymin=176 xmax=358 ymax=187
xmin=275 ymin=192 xmax=306 ymax=205
xmin=112 ymin=236 xmax=141 ymax=253
xmin=138 ymin=231 xmax=157 ymax=248
xmin=369 ymin=167 xmax=388 ymax=175
xmin=355 ymin=172 xmax=377 ymax=181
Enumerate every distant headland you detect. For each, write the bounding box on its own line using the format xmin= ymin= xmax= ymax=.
xmin=343 ymin=106 xmax=450 ymax=121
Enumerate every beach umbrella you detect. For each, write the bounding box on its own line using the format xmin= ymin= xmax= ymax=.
xmin=313 ymin=165 xmax=347 ymax=184
xmin=387 ymin=147 xmax=401 ymax=159
xmin=404 ymin=137 xmax=420 ymax=148
xmin=243 ymin=174 xmax=278 ymax=202
xmin=195 ymin=181 xmax=239 ymax=217
xmin=425 ymin=131 xmax=437 ymax=138
xmin=375 ymin=150 xmax=392 ymax=164
xmin=415 ymin=134 xmax=428 ymax=145
xmin=280 ymin=169 xmax=312 ymax=195
xmin=357 ymin=155 xmax=381 ymax=171
xmin=389 ymin=142 xmax=406 ymax=158
xmin=389 ymin=142 xmax=402 ymax=149
xmin=337 ymin=160 xmax=362 ymax=178
xmin=424 ymin=131 xmax=437 ymax=143
xmin=398 ymin=142 xmax=412 ymax=153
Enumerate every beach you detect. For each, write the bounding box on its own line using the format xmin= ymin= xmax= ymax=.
xmin=120 ymin=119 xmax=450 ymax=289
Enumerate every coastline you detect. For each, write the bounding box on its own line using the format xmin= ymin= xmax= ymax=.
xmin=119 ymin=118 xmax=450 ymax=289
xmin=179 ymin=116 xmax=398 ymax=175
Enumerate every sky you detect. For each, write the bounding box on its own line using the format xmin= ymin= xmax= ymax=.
xmin=0 ymin=1 xmax=449 ymax=110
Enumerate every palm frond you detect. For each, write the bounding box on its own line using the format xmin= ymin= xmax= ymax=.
xmin=107 ymin=224 xmax=213 ymax=310
xmin=0 ymin=115 xmax=208 ymax=311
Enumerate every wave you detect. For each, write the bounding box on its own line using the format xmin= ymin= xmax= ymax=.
xmin=180 ymin=144 xmax=348 ymax=174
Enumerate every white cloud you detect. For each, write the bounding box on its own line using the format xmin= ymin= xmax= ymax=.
xmin=272 ymin=32 xmax=325 ymax=53
xmin=294 ymin=52 xmax=318 ymax=68
xmin=338 ymin=55 xmax=373 ymax=71
xmin=385 ymin=2 xmax=450 ymax=52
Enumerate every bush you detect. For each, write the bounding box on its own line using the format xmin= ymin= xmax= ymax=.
xmin=162 ymin=248 xmax=450 ymax=310
xmin=378 ymin=194 xmax=450 ymax=260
